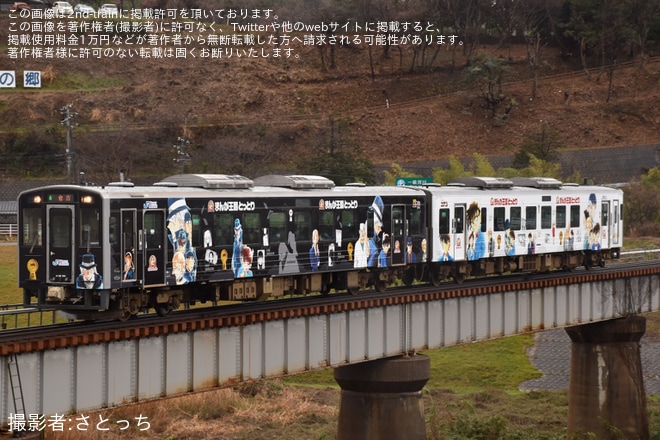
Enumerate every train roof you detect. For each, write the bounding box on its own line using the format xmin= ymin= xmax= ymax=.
xmin=18 ymin=174 xmax=623 ymax=202
xmin=18 ymin=174 xmax=426 ymax=201
xmin=421 ymin=177 xmax=623 ymax=197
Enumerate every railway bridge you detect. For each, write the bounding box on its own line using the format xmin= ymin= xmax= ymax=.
xmin=1 ymin=262 xmax=659 ymax=439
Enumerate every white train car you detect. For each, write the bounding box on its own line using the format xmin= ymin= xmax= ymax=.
xmin=423 ymin=177 xmax=623 ymax=283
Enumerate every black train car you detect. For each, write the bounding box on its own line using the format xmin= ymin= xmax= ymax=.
xmin=18 ymin=174 xmax=428 ymax=320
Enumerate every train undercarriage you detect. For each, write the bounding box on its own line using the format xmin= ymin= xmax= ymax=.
xmin=27 ymin=248 xmax=617 ymax=321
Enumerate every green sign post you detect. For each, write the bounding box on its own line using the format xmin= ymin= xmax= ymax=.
xmin=395 ymin=177 xmax=433 ymax=186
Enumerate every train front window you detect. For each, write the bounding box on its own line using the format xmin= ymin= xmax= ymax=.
xmin=81 ymin=208 xmax=101 ymax=247
xmin=50 ymin=209 xmax=71 ymax=248
xmin=21 ymin=207 xmax=42 ymax=246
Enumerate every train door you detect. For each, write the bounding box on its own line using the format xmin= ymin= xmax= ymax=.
xmin=600 ymin=201 xmax=610 ymax=249
xmin=46 ymin=205 xmax=75 ymax=283
xmin=391 ymin=204 xmax=406 ymax=266
xmin=142 ymin=210 xmax=166 ymax=286
xmin=453 ymin=204 xmax=466 ymax=261
xmin=121 ymin=209 xmax=137 ymax=283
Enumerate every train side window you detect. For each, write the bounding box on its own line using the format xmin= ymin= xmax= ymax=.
xmin=409 ymin=207 xmax=423 ymax=235
xmin=295 ymin=211 xmax=311 ymax=242
xmin=570 ymin=205 xmax=581 ymax=228
xmin=494 ymin=207 xmax=505 ymax=231
xmin=509 ymin=207 xmax=521 ymax=230
xmin=480 ymin=207 xmax=487 ymax=233
xmin=21 ymin=207 xmax=42 ymax=246
xmin=109 ymin=214 xmax=118 ymax=245
xmin=144 ymin=211 xmax=164 ymax=249
xmin=213 ymin=213 xmax=234 ymax=247
xmin=556 ymin=206 xmax=567 ymax=229
xmin=454 ymin=207 xmax=464 ymax=233
xmin=243 ymin=212 xmax=262 ymax=244
xmin=541 ymin=206 xmax=552 ymax=229
xmin=191 ymin=213 xmax=202 ymax=246
xmin=439 ymin=209 xmax=450 ymax=234
xmin=319 ymin=211 xmax=334 ymax=241
xmin=81 ymin=207 xmax=100 ymax=246
xmin=601 ymin=203 xmax=609 ymax=226
xmin=526 ymin=206 xmax=537 ymax=230
xmin=342 ymin=211 xmax=357 ymax=241
xmin=269 ymin=212 xmax=286 ymax=242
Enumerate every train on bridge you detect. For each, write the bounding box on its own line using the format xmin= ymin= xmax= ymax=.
xmin=17 ymin=174 xmax=623 ymax=320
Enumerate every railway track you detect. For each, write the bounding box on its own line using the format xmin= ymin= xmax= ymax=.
xmin=1 ymin=258 xmax=659 ymax=356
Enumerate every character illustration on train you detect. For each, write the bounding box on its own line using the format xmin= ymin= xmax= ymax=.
xmin=17 ymin=174 xmax=623 ymax=320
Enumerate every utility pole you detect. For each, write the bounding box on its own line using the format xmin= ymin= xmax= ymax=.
xmin=60 ymin=104 xmax=77 ymax=183
xmin=172 ymin=136 xmax=191 ymax=173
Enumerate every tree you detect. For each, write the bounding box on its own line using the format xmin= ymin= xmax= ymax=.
xmin=466 ymin=54 xmax=515 ymax=121
xmin=624 ymin=168 xmax=660 ymax=235
xmin=627 ymin=0 xmax=660 ymax=66
xmin=513 ymin=123 xmax=562 ymax=168
xmin=518 ymin=0 xmax=552 ymax=100
xmin=562 ymin=0 xmax=636 ymax=100
xmin=432 ymin=156 xmax=469 ymax=184
xmin=300 ymin=116 xmax=376 ymax=185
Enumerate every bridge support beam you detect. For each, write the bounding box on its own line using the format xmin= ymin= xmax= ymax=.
xmin=334 ymin=354 xmax=430 ymax=440
xmin=566 ymin=316 xmax=649 ymax=440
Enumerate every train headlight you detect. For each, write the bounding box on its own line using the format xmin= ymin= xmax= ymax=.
xmin=81 ymin=195 xmax=94 ymax=204
xmin=32 ymin=195 xmax=42 ymax=204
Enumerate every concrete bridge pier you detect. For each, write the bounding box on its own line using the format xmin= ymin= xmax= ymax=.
xmin=334 ymin=354 xmax=430 ymax=440
xmin=566 ymin=316 xmax=649 ymax=440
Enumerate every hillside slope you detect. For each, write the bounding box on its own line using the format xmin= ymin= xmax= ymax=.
xmin=1 ymin=17 xmax=659 ymax=178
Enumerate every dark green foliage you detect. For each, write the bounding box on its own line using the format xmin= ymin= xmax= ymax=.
xmin=513 ymin=123 xmax=563 ymax=169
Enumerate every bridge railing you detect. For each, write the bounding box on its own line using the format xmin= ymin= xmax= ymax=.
xmin=620 ymin=249 xmax=660 ymax=262
xmin=0 ymin=249 xmax=657 ymax=330
xmin=0 ymin=304 xmax=59 ymax=330
xmin=0 ymin=224 xmax=17 ymax=238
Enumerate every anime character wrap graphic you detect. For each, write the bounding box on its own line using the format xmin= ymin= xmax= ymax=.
xmin=368 ymin=195 xmax=385 ymax=267
xmin=584 ymin=193 xmax=601 ymax=251
xmin=466 ymin=201 xmax=486 ymax=261
xmin=76 ymin=253 xmax=103 ymax=289
xmin=354 ymin=223 xmax=370 ymax=268
xmin=167 ymin=198 xmax=196 ymax=284
xmin=232 ymin=218 xmax=244 ymax=278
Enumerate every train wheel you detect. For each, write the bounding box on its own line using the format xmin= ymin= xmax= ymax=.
xmin=402 ymin=268 xmax=415 ymax=286
xmin=374 ymin=276 xmax=387 ymax=292
xmin=347 ymin=287 xmax=359 ymax=296
xmin=430 ymin=269 xmax=442 ymax=287
xmin=118 ymin=310 xmax=132 ymax=322
xmin=155 ymin=303 xmax=172 ymax=316
xmin=453 ymin=271 xmax=465 ymax=284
